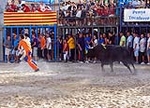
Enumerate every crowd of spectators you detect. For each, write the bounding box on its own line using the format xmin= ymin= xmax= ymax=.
xmin=61 ymin=30 xmax=150 ymax=64
xmin=58 ymin=0 xmax=150 ymax=26
xmin=5 ymin=0 xmax=52 ymax=12
xmin=5 ymin=0 xmax=149 ymax=26
xmin=3 ymin=29 xmax=55 ymax=63
xmin=58 ymin=0 xmax=117 ymax=26
xmin=3 ymin=0 xmax=150 ymax=65
xmin=122 ymin=0 xmax=147 ymax=8
xmin=4 ymin=29 xmax=150 ymax=65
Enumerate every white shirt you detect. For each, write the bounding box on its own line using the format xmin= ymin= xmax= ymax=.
xmin=133 ymin=36 xmax=140 ymax=50
xmin=40 ymin=4 xmax=46 ymax=12
xmin=61 ymin=5 xmax=70 ymax=11
xmin=93 ymin=39 xmax=98 ymax=47
xmin=76 ymin=10 xmax=82 ymax=18
xmin=126 ymin=35 xmax=133 ymax=48
xmin=46 ymin=37 xmax=52 ymax=50
xmin=139 ymin=38 xmax=146 ymax=52
xmin=147 ymin=37 xmax=150 ymax=50
xmin=132 ymin=0 xmax=140 ymax=7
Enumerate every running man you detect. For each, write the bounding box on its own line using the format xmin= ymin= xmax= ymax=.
xmin=18 ymin=34 xmax=39 ymax=72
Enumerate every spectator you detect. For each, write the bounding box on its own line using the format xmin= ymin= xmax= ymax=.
xmin=76 ymin=6 xmax=82 ymax=25
xmin=103 ymin=33 xmax=109 ymax=45
xmin=4 ymin=35 xmax=12 ymax=63
xmin=133 ymin=32 xmax=140 ymax=64
xmin=63 ymin=38 xmax=69 ymax=62
xmin=5 ymin=2 xmax=12 ymax=12
xmin=56 ymin=36 xmax=63 ymax=61
xmin=84 ymin=33 xmax=92 ymax=54
xmin=126 ymin=31 xmax=133 ymax=56
xmin=5 ymin=0 xmax=17 ymax=12
xmin=30 ymin=4 xmax=38 ymax=12
xmin=39 ymin=1 xmax=46 ymax=12
xmin=21 ymin=4 xmax=30 ymax=12
xmin=46 ymin=33 xmax=52 ymax=61
xmin=108 ymin=32 xmax=115 ymax=45
xmin=39 ymin=34 xmax=46 ymax=59
xmin=45 ymin=4 xmax=52 ymax=12
xmin=147 ymin=33 xmax=150 ymax=65
xmin=119 ymin=32 xmax=126 ymax=47
xmin=132 ymin=0 xmax=141 ymax=8
xmin=92 ymin=35 xmax=98 ymax=47
xmin=98 ymin=34 xmax=105 ymax=44
xmin=77 ymin=33 xmax=85 ymax=63
xmin=108 ymin=3 xmax=116 ymax=24
xmin=67 ymin=34 xmax=75 ymax=62
xmin=139 ymin=33 xmax=146 ymax=64
xmin=32 ymin=33 xmax=39 ymax=61
xmin=12 ymin=33 xmax=19 ymax=63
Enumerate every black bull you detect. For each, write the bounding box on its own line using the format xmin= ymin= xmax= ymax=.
xmin=86 ymin=44 xmax=136 ymax=73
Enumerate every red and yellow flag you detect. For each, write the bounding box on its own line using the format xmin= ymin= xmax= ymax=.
xmin=4 ymin=12 xmax=57 ymax=25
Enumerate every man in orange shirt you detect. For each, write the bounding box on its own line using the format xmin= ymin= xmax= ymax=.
xmin=18 ymin=34 xmax=39 ymax=72
xmin=39 ymin=34 xmax=46 ymax=59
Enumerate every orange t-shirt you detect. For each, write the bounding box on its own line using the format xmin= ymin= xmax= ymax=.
xmin=40 ymin=37 xmax=46 ymax=49
xmin=18 ymin=39 xmax=32 ymax=53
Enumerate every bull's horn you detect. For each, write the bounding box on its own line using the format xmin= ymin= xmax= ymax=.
xmin=101 ymin=43 xmax=106 ymax=49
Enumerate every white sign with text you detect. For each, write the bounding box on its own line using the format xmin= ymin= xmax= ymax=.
xmin=124 ymin=9 xmax=150 ymax=22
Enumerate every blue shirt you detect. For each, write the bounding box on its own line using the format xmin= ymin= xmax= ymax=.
xmin=84 ymin=36 xmax=91 ymax=50
xmin=98 ymin=38 xmax=104 ymax=44
xmin=13 ymin=38 xmax=19 ymax=48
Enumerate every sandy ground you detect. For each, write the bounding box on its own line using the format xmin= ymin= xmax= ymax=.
xmin=0 ymin=61 xmax=150 ymax=108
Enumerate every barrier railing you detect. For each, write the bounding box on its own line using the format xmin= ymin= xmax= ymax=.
xmin=57 ymin=15 xmax=119 ymax=26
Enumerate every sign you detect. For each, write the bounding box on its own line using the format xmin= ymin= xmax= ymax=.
xmin=124 ymin=9 xmax=150 ymax=22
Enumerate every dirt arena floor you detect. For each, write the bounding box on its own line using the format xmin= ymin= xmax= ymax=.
xmin=0 ymin=61 xmax=150 ymax=108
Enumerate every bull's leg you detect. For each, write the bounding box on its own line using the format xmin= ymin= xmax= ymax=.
xmin=130 ymin=62 xmax=137 ymax=74
xmin=110 ymin=63 xmax=114 ymax=72
xmin=122 ymin=61 xmax=132 ymax=73
xmin=101 ymin=63 xmax=105 ymax=72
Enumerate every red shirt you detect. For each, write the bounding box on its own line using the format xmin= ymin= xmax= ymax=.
xmin=96 ymin=7 xmax=103 ymax=16
xmin=22 ymin=5 xmax=30 ymax=12
xmin=31 ymin=7 xmax=36 ymax=12
xmin=109 ymin=6 xmax=115 ymax=15
xmin=103 ymin=7 xmax=109 ymax=16
xmin=10 ymin=4 xmax=17 ymax=12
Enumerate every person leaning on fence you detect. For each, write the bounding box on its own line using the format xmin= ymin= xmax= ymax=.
xmin=31 ymin=33 xmax=39 ymax=61
xmin=46 ymin=33 xmax=52 ymax=61
xmin=39 ymin=34 xmax=46 ymax=59
xmin=133 ymin=32 xmax=140 ymax=64
xmin=139 ymin=33 xmax=146 ymax=64
xmin=119 ymin=32 xmax=126 ymax=47
xmin=146 ymin=33 xmax=150 ymax=65
xmin=12 ymin=33 xmax=20 ymax=63
xmin=63 ymin=38 xmax=69 ymax=62
xmin=4 ymin=35 xmax=12 ymax=63
xmin=67 ymin=34 xmax=75 ymax=62
xmin=126 ymin=31 xmax=134 ymax=57
xmin=77 ymin=33 xmax=85 ymax=63
xmin=18 ymin=34 xmax=40 ymax=72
